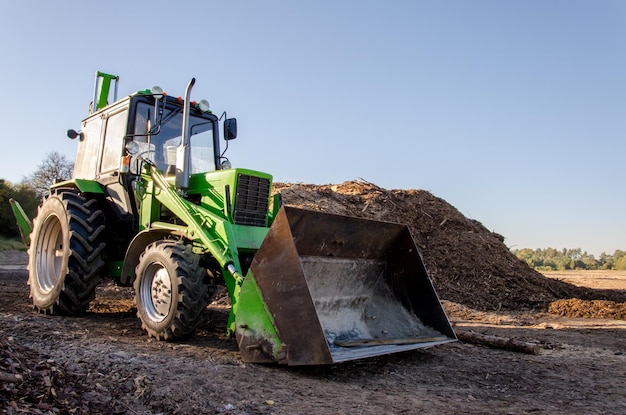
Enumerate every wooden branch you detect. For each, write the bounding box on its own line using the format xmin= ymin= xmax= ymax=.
xmin=361 ymin=200 xmax=371 ymax=213
xmin=456 ymin=330 xmax=540 ymax=355
xmin=0 ymin=371 xmax=23 ymax=383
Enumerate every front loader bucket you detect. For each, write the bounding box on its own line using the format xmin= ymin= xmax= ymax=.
xmin=235 ymin=206 xmax=456 ymax=366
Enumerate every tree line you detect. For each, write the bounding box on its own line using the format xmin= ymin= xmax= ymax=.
xmin=512 ymin=247 xmax=626 ymax=271
xmin=0 ymin=152 xmax=73 ymax=238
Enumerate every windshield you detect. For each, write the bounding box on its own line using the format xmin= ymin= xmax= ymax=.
xmin=132 ymin=101 xmax=216 ymax=175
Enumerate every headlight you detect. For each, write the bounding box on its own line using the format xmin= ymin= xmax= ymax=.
xmin=221 ymin=159 xmax=232 ymax=170
xmin=151 ymin=86 xmax=164 ymax=99
xmin=197 ymin=99 xmax=211 ymax=112
xmin=125 ymin=141 xmax=139 ymax=155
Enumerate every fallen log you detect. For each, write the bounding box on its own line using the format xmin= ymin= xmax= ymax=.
xmin=456 ymin=330 xmax=540 ymax=355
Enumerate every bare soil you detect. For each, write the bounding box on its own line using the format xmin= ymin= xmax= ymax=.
xmin=1 ymin=181 xmax=625 ymax=414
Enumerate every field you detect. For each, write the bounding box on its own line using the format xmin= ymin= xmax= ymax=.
xmin=542 ymin=270 xmax=626 ymax=290
xmin=1 ymin=251 xmax=625 ymax=414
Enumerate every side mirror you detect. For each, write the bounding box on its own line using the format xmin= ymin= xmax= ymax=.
xmin=67 ymin=129 xmax=84 ymax=141
xmin=224 ymin=118 xmax=237 ymax=140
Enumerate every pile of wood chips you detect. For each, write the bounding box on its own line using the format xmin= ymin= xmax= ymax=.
xmin=275 ymin=180 xmax=626 ymax=312
xmin=0 ymin=336 xmax=93 ymax=414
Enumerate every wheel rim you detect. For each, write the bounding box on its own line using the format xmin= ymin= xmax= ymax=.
xmin=141 ymin=262 xmax=173 ymax=323
xmin=34 ymin=213 xmax=64 ymax=294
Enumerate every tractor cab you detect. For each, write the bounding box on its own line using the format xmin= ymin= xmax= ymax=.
xmin=70 ymin=72 xmax=235 ymax=184
xmin=66 ymin=72 xmax=243 ymax=265
xmin=128 ymin=96 xmax=219 ymax=176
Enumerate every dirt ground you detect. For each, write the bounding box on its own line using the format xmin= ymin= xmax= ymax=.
xmin=1 ymin=181 xmax=625 ymax=414
xmin=1 ymin=257 xmax=625 ymax=415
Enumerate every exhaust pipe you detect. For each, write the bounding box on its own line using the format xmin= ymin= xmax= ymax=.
xmin=176 ymin=77 xmax=196 ymax=190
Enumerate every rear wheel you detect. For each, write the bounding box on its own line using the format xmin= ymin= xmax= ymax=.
xmin=28 ymin=191 xmax=106 ymax=314
xmin=134 ymin=240 xmax=209 ymax=340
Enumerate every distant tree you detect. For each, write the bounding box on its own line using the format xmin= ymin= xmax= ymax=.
xmin=512 ymin=247 xmax=624 ymax=271
xmin=598 ymin=252 xmax=615 ymax=270
xmin=517 ymin=248 xmax=534 ymax=267
xmin=614 ymin=250 xmax=626 ymax=271
xmin=581 ymin=252 xmax=599 ymax=270
xmin=27 ymin=152 xmax=73 ymax=197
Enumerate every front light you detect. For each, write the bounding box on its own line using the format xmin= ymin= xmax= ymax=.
xmin=197 ymin=99 xmax=211 ymax=112
xmin=151 ymin=86 xmax=164 ymax=99
xmin=125 ymin=141 xmax=139 ymax=155
xmin=221 ymin=159 xmax=232 ymax=170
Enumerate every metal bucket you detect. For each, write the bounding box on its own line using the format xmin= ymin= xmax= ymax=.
xmin=235 ymin=206 xmax=456 ymax=365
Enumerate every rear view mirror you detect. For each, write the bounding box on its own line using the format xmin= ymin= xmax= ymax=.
xmin=224 ymin=118 xmax=237 ymax=140
xmin=67 ymin=129 xmax=84 ymax=141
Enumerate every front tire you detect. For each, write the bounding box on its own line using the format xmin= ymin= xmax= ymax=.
xmin=134 ymin=240 xmax=209 ymax=340
xmin=28 ymin=191 xmax=106 ymax=314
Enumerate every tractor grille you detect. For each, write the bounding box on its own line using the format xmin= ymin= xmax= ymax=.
xmin=233 ymin=174 xmax=270 ymax=226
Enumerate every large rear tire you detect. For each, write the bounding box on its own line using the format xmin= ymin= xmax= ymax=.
xmin=134 ymin=240 xmax=209 ymax=340
xmin=28 ymin=191 xmax=106 ymax=314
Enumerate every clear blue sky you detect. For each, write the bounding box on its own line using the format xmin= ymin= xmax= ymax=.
xmin=1 ymin=1 xmax=624 ymax=256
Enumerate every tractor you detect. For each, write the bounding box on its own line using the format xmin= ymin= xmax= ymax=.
xmin=11 ymin=72 xmax=455 ymax=365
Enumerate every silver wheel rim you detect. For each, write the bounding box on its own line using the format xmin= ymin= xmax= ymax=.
xmin=35 ymin=214 xmax=64 ymax=294
xmin=141 ymin=262 xmax=173 ymax=323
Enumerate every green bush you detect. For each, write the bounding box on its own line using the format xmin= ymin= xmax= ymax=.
xmin=0 ymin=179 xmax=38 ymax=239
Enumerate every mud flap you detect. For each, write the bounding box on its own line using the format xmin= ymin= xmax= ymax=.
xmin=235 ymin=206 xmax=456 ymax=365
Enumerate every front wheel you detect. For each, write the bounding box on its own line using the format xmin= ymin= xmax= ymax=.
xmin=134 ymin=240 xmax=209 ymax=340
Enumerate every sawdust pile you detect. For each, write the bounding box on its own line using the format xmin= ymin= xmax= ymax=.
xmin=275 ymin=180 xmax=626 ymax=312
xmin=549 ymin=299 xmax=626 ymax=320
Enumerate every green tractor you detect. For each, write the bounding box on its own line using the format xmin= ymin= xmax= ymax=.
xmin=11 ymin=71 xmax=455 ymax=365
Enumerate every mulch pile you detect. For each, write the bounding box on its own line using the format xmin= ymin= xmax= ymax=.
xmin=275 ymin=180 xmax=626 ymax=313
